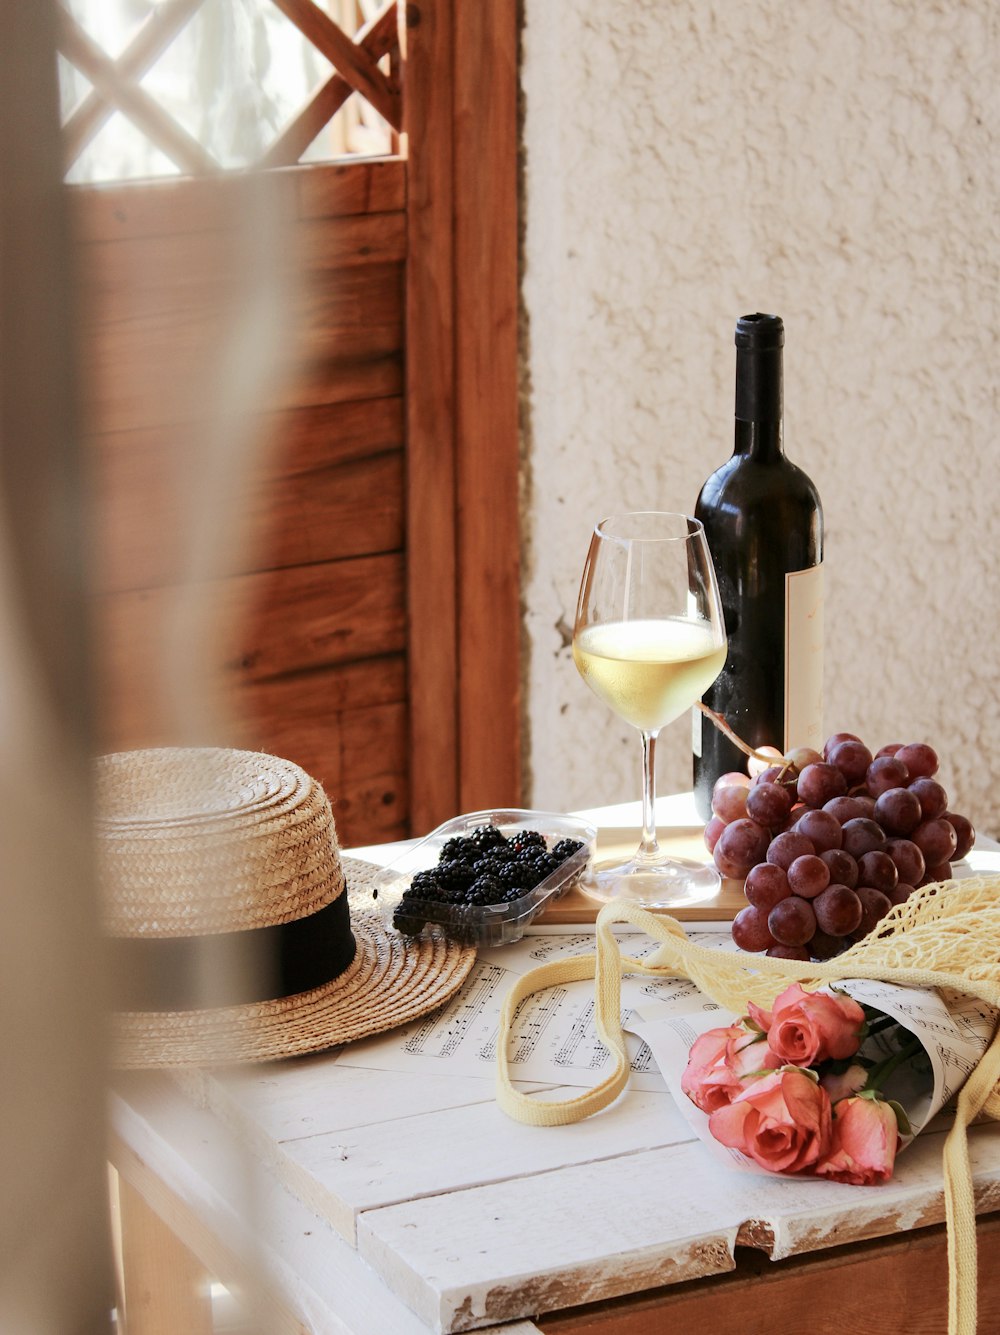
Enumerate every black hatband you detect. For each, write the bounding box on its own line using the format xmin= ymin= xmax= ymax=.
xmin=112 ymin=890 xmax=357 ymax=1012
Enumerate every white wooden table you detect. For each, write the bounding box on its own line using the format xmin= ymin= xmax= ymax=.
xmin=109 ymin=796 xmax=1000 ymax=1335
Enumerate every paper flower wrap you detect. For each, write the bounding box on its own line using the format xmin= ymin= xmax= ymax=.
xmin=652 ymin=978 xmax=993 ymax=1186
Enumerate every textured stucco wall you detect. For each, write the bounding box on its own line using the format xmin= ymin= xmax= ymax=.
xmin=521 ymin=1 xmax=999 ymax=835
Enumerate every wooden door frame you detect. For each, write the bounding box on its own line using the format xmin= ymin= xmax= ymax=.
xmin=405 ymin=0 xmax=522 ymax=832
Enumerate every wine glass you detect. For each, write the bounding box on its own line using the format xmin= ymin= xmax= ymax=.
xmin=572 ymin=511 xmax=727 ymax=908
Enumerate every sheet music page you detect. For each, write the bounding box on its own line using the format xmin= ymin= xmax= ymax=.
xmin=333 ymin=928 xmax=733 ymax=1089
xmin=333 ymin=954 xmax=665 ymax=1090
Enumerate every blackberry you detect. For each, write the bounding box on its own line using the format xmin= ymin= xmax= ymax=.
xmin=401 ymin=888 xmax=428 ymax=905
xmin=408 ymin=868 xmax=440 ymax=895
xmin=441 ymin=836 xmax=476 ymax=862
xmin=467 ymin=874 xmax=502 ymax=904
xmin=511 ymin=848 xmax=537 ymax=866
xmin=469 ymin=823 xmax=509 ymax=853
xmin=393 ymin=908 xmax=426 ymax=935
xmin=529 ymin=854 xmax=558 ymax=884
xmin=471 ymin=853 xmax=505 ymax=877
xmin=435 ymin=859 xmax=475 ymax=894
xmin=552 ymin=837 xmax=584 ymax=863
xmin=451 ymin=923 xmax=480 ymax=946
xmin=510 ymin=829 xmax=546 ymax=856
xmin=437 ymin=886 xmax=469 ymax=907
xmin=497 ymin=860 xmax=536 ymax=891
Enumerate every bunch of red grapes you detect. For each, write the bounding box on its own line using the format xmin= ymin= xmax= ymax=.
xmin=706 ymin=734 xmax=976 ymax=962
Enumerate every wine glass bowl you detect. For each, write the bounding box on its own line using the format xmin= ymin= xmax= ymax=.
xmin=572 ymin=511 xmax=726 ymax=908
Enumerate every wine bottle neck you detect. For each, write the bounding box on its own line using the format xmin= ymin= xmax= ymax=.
xmin=734 ymin=419 xmax=783 ymax=459
xmin=734 ymin=342 xmax=783 ymax=459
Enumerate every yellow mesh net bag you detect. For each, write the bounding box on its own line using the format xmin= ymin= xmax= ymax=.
xmin=495 ymin=874 xmax=1000 ymax=1335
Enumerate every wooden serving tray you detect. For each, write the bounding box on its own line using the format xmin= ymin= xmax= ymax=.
xmin=535 ymin=825 xmax=746 ymax=925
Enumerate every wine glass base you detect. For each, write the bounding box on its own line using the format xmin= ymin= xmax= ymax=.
xmin=578 ymin=853 xmax=721 ymax=911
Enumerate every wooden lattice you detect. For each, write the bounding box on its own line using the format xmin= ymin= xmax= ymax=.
xmin=59 ymin=0 xmax=402 ymax=176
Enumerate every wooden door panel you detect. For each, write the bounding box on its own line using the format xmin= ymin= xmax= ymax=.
xmin=81 ymin=255 xmax=403 ymax=434
xmin=284 ymin=351 xmax=403 ymax=417
xmin=76 ymin=0 xmax=520 ymax=845
xmin=294 ymin=159 xmax=405 ymax=220
xmin=95 ymin=555 xmax=406 ymax=730
xmin=237 ymin=690 xmax=410 ymax=843
xmin=230 ymin=554 xmax=407 ymax=679
xmin=251 ymin=447 xmax=404 ymax=572
xmin=77 ymin=153 xmax=410 ymax=844
xmin=97 ymin=436 xmax=406 ymax=594
xmin=81 ymin=222 xmax=403 ymax=322
xmin=71 ymin=159 xmax=406 ymax=243
xmin=273 ymin=396 xmax=404 ymax=469
xmin=92 ymin=398 xmax=404 ymax=592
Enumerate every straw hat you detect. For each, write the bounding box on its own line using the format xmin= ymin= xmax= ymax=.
xmin=97 ymin=747 xmax=476 ymax=1068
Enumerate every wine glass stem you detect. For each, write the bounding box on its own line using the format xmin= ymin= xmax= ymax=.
xmin=639 ymin=729 xmax=660 ymax=861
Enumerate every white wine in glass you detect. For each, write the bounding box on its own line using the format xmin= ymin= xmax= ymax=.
xmin=572 ymin=512 xmax=727 ymax=907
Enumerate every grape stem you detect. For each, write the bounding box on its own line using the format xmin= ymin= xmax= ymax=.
xmin=695 ymin=703 xmax=782 ymax=766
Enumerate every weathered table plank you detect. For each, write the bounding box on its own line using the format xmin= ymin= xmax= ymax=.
xmin=111 ymin=1073 xmax=544 ymax=1335
xmin=181 ymin=1058 xmax=508 ymax=1144
xmin=182 ymin=1064 xmax=693 ymax=1247
xmin=354 ymin=1124 xmax=1000 ymax=1333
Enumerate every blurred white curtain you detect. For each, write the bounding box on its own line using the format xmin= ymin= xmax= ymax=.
xmin=2 ymin=3 xmax=294 ymax=1330
xmin=0 ymin=4 xmax=112 ymax=1331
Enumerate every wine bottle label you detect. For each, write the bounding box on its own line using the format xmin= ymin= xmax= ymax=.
xmin=784 ymin=563 xmax=824 ymax=752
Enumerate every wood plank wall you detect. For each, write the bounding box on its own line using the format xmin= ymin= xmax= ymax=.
xmin=75 ymin=160 xmax=410 ymax=846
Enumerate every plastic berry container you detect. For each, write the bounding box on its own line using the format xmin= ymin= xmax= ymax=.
xmin=374 ymin=808 xmax=596 ymax=949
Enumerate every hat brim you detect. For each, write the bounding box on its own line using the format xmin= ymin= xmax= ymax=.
xmin=109 ymin=857 xmax=477 ymax=1068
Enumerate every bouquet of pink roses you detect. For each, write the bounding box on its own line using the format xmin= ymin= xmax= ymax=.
xmin=680 ymin=982 xmax=921 ymax=1184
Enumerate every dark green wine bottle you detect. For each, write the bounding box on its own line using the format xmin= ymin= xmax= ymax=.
xmin=693 ymin=314 xmax=824 ymax=821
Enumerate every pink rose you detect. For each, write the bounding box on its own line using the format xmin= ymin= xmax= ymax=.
xmin=746 ymin=999 xmax=772 ymax=1031
xmin=709 ymin=1068 xmax=832 ymax=1173
xmin=681 ymin=1023 xmax=779 ymax=1113
xmin=764 ymin=984 xmax=865 ymax=1066
xmin=819 ymin=1062 xmax=869 ymax=1104
xmin=815 ymin=1096 xmax=899 ymax=1185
